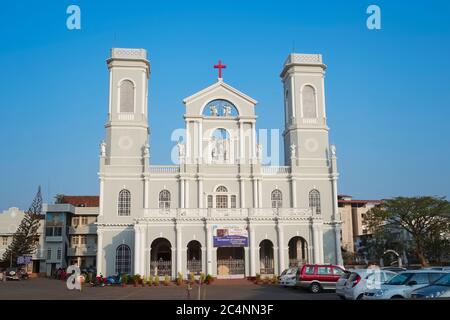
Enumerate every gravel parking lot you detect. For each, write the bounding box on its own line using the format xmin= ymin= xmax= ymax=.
xmin=0 ymin=278 xmax=339 ymax=300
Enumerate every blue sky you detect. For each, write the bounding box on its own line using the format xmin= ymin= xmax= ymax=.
xmin=1 ymin=0 xmax=449 ymax=210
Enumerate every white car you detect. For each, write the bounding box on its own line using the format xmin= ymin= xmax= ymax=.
xmin=363 ymin=270 xmax=447 ymax=299
xmin=335 ymin=270 xmax=352 ymax=299
xmin=343 ymin=269 xmax=397 ymax=300
xmin=279 ymin=267 xmax=299 ymax=287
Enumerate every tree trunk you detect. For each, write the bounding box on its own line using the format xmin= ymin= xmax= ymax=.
xmin=415 ymin=246 xmax=429 ymax=267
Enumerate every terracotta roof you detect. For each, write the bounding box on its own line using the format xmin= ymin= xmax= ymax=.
xmin=338 ymin=199 xmax=382 ymax=205
xmin=59 ymin=196 xmax=99 ymax=207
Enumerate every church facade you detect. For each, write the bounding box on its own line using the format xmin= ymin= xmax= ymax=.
xmin=96 ymin=48 xmax=343 ymax=279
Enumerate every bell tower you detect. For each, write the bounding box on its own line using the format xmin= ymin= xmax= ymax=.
xmin=280 ymin=53 xmax=330 ymax=168
xmin=104 ymin=48 xmax=150 ymax=168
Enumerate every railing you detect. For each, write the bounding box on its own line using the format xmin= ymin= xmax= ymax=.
xmin=149 ymin=165 xmax=180 ymax=173
xmin=118 ymin=113 xmax=134 ymax=121
xmin=187 ymin=260 xmax=202 ymax=274
xmin=217 ymin=258 xmax=245 ymax=276
xmin=288 ymin=259 xmax=308 ymax=268
xmin=67 ymin=247 xmax=97 ymax=256
xmin=150 ymin=260 xmax=172 ymax=276
xmin=144 ymin=207 xmax=315 ymax=218
xmin=259 ymin=257 xmax=275 ymax=275
xmin=261 ymin=166 xmax=290 ymax=175
xmin=302 ymin=118 xmax=318 ymax=124
xmin=68 ymin=224 xmax=97 ymax=234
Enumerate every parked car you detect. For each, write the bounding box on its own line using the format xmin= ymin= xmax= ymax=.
xmin=296 ymin=264 xmax=346 ymax=293
xmin=335 ymin=270 xmax=352 ymax=299
xmin=411 ymin=273 xmax=450 ymax=299
xmin=381 ymin=267 xmax=407 ymax=273
xmin=343 ymin=269 xmax=397 ymax=300
xmin=363 ymin=270 xmax=447 ymax=299
xmin=279 ymin=267 xmax=299 ymax=287
xmin=424 ymin=266 xmax=450 ymax=272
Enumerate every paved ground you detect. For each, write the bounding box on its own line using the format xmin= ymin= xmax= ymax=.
xmin=0 ymin=278 xmax=339 ymax=300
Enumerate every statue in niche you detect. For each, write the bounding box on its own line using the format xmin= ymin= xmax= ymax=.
xmin=290 ymin=143 xmax=296 ymax=159
xmin=330 ymin=145 xmax=336 ymax=156
xmin=100 ymin=141 xmax=106 ymax=157
xmin=143 ymin=142 xmax=150 ymax=157
xmin=177 ymin=140 xmax=185 ymax=158
xmin=256 ymin=144 xmax=263 ymax=160
xmin=223 ymin=105 xmax=231 ymax=116
xmin=210 ymin=105 xmax=218 ymax=116
xmin=211 ymin=137 xmax=227 ymax=161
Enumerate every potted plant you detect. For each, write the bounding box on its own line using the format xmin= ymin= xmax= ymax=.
xmin=189 ymin=272 xmax=195 ymax=285
xmin=153 ymin=275 xmax=160 ymax=286
xmin=199 ymin=273 xmax=206 ymax=284
xmin=176 ymin=272 xmax=183 ymax=286
xmin=148 ymin=274 xmax=153 ymax=287
xmin=254 ymin=273 xmax=261 ymax=284
xmin=271 ymin=274 xmax=278 ymax=285
xmin=122 ymin=274 xmax=128 ymax=287
xmin=133 ymin=274 xmax=141 ymax=287
xmin=164 ymin=274 xmax=170 ymax=286
xmin=205 ymin=274 xmax=213 ymax=285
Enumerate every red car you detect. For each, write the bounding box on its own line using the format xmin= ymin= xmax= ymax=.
xmin=296 ymin=264 xmax=346 ymax=293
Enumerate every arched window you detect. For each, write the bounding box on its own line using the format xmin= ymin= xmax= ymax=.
xmin=159 ymin=190 xmax=171 ymax=209
xmin=309 ymin=189 xmax=321 ymax=214
xmin=216 ymin=186 xmax=228 ymax=193
xmin=271 ymin=189 xmax=282 ymax=209
xmin=118 ymin=189 xmax=131 ymax=216
xmin=302 ymin=85 xmax=317 ymax=118
xmin=119 ymin=80 xmax=134 ymax=113
xmin=115 ymin=244 xmax=131 ymax=275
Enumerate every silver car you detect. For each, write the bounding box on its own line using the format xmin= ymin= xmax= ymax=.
xmin=364 ymin=270 xmax=447 ymax=299
xmin=411 ymin=273 xmax=450 ymax=299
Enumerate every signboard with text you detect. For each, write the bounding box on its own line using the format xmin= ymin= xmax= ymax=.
xmin=213 ymin=225 xmax=248 ymax=247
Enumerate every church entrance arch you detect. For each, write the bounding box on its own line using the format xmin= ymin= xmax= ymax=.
xmin=216 ymin=247 xmax=245 ymax=279
xmin=150 ymin=238 xmax=172 ymax=276
xmin=288 ymin=236 xmax=309 ymax=267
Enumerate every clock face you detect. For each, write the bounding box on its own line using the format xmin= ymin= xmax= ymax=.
xmin=118 ymin=136 xmax=133 ymax=150
xmin=304 ymin=138 xmax=319 ymax=152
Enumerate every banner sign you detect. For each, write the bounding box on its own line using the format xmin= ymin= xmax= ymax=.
xmin=17 ymin=255 xmax=32 ymax=265
xmin=213 ymin=225 xmax=248 ymax=247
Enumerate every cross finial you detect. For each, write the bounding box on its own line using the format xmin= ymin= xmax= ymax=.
xmin=214 ymin=60 xmax=226 ymax=80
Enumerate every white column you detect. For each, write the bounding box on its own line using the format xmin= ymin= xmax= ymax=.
xmin=257 ymin=179 xmax=262 ymax=208
xmin=176 ymin=223 xmax=182 ymax=276
xmin=99 ymin=178 xmax=104 ymax=216
xmin=134 ymin=226 xmax=141 ymax=275
xmin=312 ymin=224 xmax=320 ymax=264
xmin=185 ymin=179 xmax=189 ymax=209
xmin=291 ymin=178 xmax=297 ymax=208
xmin=318 ymin=226 xmax=324 ymax=264
xmin=96 ymin=229 xmax=103 ymax=276
xmin=180 ymin=178 xmax=185 ymax=208
xmin=198 ymin=120 xmax=203 ymax=163
xmin=144 ymin=178 xmax=149 ymax=209
xmin=186 ymin=121 xmax=191 ymax=163
xmin=199 ymin=179 xmax=204 ymax=208
xmin=239 ymin=121 xmax=244 ymax=162
xmin=253 ymin=179 xmax=258 ymax=208
xmin=206 ymin=225 xmax=213 ymax=275
xmin=140 ymin=228 xmax=146 ymax=277
xmin=277 ymin=223 xmax=285 ymax=274
xmin=251 ymin=122 xmax=256 ymax=160
xmin=290 ymin=77 xmax=296 ymax=118
xmin=240 ymin=179 xmax=245 ymax=208
xmin=249 ymin=223 xmax=256 ymax=276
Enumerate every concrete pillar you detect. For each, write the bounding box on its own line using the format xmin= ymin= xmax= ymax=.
xmin=96 ymin=229 xmax=103 ymax=276
xmin=249 ymin=223 xmax=256 ymax=277
xmin=180 ymin=178 xmax=185 ymax=208
xmin=140 ymin=228 xmax=146 ymax=276
xmin=240 ymin=178 xmax=245 ymax=209
xmin=144 ymin=178 xmax=149 ymax=209
xmin=239 ymin=120 xmax=244 ymax=162
xmin=185 ymin=180 xmax=189 ymax=209
xmin=134 ymin=226 xmax=141 ymax=275
xmin=291 ymin=178 xmax=297 ymax=208
xmin=198 ymin=179 xmax=203 ymax=208
xmin=277 ymin=223 xmax=285 ymax=274
xmin=253 ymin=179 xmax=258 ymax=208
xmin=99 ymin=178 xmax=104 ymax=216
xmin=257 ymin=179 xmax=262 ymax=208
xmin=176 ymin=223 xmax=182 ymax=276
xmin=206 ymin=224 xmax=213 ymax=275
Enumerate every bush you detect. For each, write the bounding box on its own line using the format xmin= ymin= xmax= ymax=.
xmin=199 ymin=273 xmax=206 ymax=284
xmin=205 ymin=274 xmax=214 ymax=284
xmin=189 ymin=272 xmax=195 ymax=284
xmin=148 ymin=274 xmax=153 ymax=286
xmin=164 ymin=274 xmax=170 ymax=286
xmin=271 ymin=274 xmax=278 ymax=284
xmin=153 ymin=275 xmax=160 ymax=286
xmin=122 ymin=274 xmax=128 ymax=286
xmin=132 ymin=274 xmax=141 ymax=285
xmin=176 ymin=272 xmax=183 ymax=285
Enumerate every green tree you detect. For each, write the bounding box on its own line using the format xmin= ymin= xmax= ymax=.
xmin=365 ymin=196 xmax=450 ymax=267
xmin=2 ymin=186 xmax=43 ymax=267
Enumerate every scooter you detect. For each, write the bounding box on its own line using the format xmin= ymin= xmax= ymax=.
xmin=90 ymin=274 xmax=106 ymax=287
xmin=106 ymin=274 xmax=122 ymax=286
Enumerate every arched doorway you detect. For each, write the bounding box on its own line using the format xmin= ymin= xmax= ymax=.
xmin=288 ymin=236 xmax=308 ymax=267
xmin=259 ymin=240 xmax=274 ymax=275
xmin=217 ymin=247 xmax=245 ymax=278
xmin=150 ymin=238 xmax=172 ymax=276
xmin=187 ymin=240 xmax=202 ymax=274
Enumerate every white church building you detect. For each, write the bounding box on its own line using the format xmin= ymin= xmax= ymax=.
xmin=96 ymin=48 xmax=343 ymax=279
